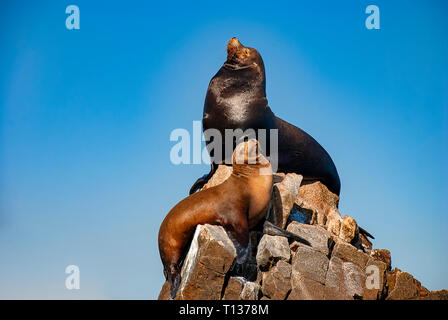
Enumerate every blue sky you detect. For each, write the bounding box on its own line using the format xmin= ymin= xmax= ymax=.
xmin=0 ymin=0 xmax=447 ymax=299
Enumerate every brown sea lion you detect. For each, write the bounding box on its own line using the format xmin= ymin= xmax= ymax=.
xmin=190 ymin=37 xmax=341 ymax=196
xmin=159 ymin=140 xmax=308 ymax=298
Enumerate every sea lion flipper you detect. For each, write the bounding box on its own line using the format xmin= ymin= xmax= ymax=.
xmin=223 ymin=218 xmax=250 ymax=264
xmin=263 ymin=220 xmax=311 ymax=246
xmin=189 ymin=163 xmax=218 ymax=195
xmin=226 ymin=231 xmax=250 ymax=264
xmin=359 ymin=226 xmax=375 ymax=239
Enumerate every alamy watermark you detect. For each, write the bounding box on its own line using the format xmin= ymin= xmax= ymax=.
xmin=65 ymin=5 xmax=80 ymax=30
xmin=169 ymin=121 xmax=278 ymax=174
xmin=365 ymin=5 xmax=380 ymax=30
xmin=65 ymin=265 xmax=80 ymax=290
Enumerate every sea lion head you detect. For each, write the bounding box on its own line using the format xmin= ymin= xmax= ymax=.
xmin=224 ymin=37 xmax=265 ymax=75
xmin=233 ymin=139 xmax=270 ymax=166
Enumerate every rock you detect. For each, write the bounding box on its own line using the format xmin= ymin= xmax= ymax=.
xmin=325 ymin=256 xmax=344 ymax=289
xmin=363 ymin=258 xmax=387 ymax=300
xmin=270 ymin=173 xmax=303 ymax=228
xmin=291 ymin=245 xmax=329 ymax=284
xmin=332 ymin=241 xmax=369 ymax=269
xmin=240 ymin=281 xmax=260 ymax=300
xmin=261 ymin=260 xmax=292 ymax=300
xmin=201 ymin=165 xmax=232 ymax=190
xmin=419 ymin=286 xmax=430 ymax=298
xmin=272 ymin=172 xmax=286 ymax=183
xmin=177 ymin=224 xmax=236 ymax=300
xmin=222 ymin=277 xmax=245 ymax=300
xmin=420 ymin=289 xmax=448 ymax=300
xmin=222 ymin=277 xmax=260 ymax=300
xmin=256 ymin=235 xmax=291 ymax=271
xmin=289 ymin=197 xmax=326 ymax=226
xmin=288 ymin=273 xmax=350 ymax=300
xmin=326 ymin=208 xmax=342 ymax=236
xmin=286 ymin=222 xmax=333 ymax=255
xmin=326 ymin=256 xmax=382 ymax=300
xmin=386 ymin=270 xmax=419 ymax=300
xmin=158 ymin=172 xmax=447 ymax=300
xmin=339 ymin=216 xmax=358 ymax=243
xmin=288 ymin=201 xmax=312 ymax=225
xmin=298 ymin=181 xmax=339 ymax=216
xmin=342 ymin=262 xmax=365 ymax=298
xmin=370 ymin=249 xmax=391 ymax=270
xmin=288 ymin=275 xmax=326 ymax=300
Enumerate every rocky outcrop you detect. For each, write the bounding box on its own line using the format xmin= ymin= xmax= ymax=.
xmin=158 ymin=168 xmax=447 ymax=300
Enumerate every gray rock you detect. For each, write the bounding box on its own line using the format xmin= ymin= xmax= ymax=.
xmin=286 ymin=222 xmax=333 ymax=255
xmin=298 ymin=181 xmax=339 ymax=217
xmin=177 ymin=224 xmax=237 ymax=300
xmin=270 ymin=173 xmax=303 ymax=228
xmin=288 ymin=273 xmax=350 ymax=300
xmin=201 ymin=165 xmax=232 ymax=190
xmin=325 ymin=257 xmax=366 ymax=299
xmin=291 ymin=245 xmax=329 ymax=284
xmin=261 ymin=260 xmax=292 ymax=300
xmin=332 ymin=241 xmax=369 ymax=269
xmin=240 ymin=281 xmax=260 ymax=300
xmin=364 ymin=258 xmax=387 ymax=300
xmin=339 ymin=216 xmax=358 ymax=243
xmin=222 ymin=276 xmax=260 ymax=300
xmin=256 ymin=235 xmax=291 ymax=271
xmin=342 ymin=262 xmax=365 ymax=298
xmin=325 ymin=256 xmax=345 ymax=289
xmin=386 ymin=271 xmax=419 ymax=300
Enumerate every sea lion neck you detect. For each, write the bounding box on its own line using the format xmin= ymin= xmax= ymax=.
xmin=210 ymin=66 xmax=267 ymax=100
xmin=231 ymin=162 xmax=272 ymax=179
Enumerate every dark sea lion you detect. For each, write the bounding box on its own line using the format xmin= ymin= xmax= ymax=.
xmin=159 ymin=140 xmax=308 ymax=299
xmin=190 ymin=37 xmax=341 ymax=196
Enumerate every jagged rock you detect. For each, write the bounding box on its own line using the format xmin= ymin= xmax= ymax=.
xmin=325 ymin=256 xmax=345 ymax=289
xmin=175 ymin=224 xmax=236 ymax=300
xmin=339 ymin=216 xmax=358 ymax=243
xmin=222 ymin=277 xmax=245 ymax=300
xmin=240 ymin=281 xmax=261 ymax=300
xmin=326 ymin=256 xmax=381 ymax=300
xmin=286 ymin=221 xmax=333 ymax=255
xmin=261 ymin=260 xmax=292 ymax=300
xmin=159 ymin=177 xmax=446 ymax=300
xmin=270 ymin=173 xmax=303 ymax=228
xmin=386 ymin=270 xmax=420 ymax=300
xmin=332 ymin=241 xmax=369 ymax=269
xmin=420 ymin=289 xmax=448 ymax=300
xmin=343 ymin=262 xmax=365 ymax=298
xmin=289 ymin=197 xmax=326 ymax=226
xmin=201 ymin=165 xmax=233 ymax=190
xmin=326 ymin=208 xmax=342 ymax=236
xmin=288 ymin=273 xmax=349 ymax=300
xmin=363 ymin=258 xmax=387 ymax=300
xmin=291 ymin=245 xmax=329 ymax=284
xmin=298 ymin=181 xmax=339 ymax=216
xmin=256 ymin=235 xmax=290 ymax=271
xmin=222 ymin=277 xmax=260 ymax=300
xmin=273 ymin=172 xmax=286 ymax=183
xmin=370 ymin=249 xmax=392 ymax=270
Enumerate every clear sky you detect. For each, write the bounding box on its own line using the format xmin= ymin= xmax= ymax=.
xmin=1 ymin=0 xmax=447 ymax=299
